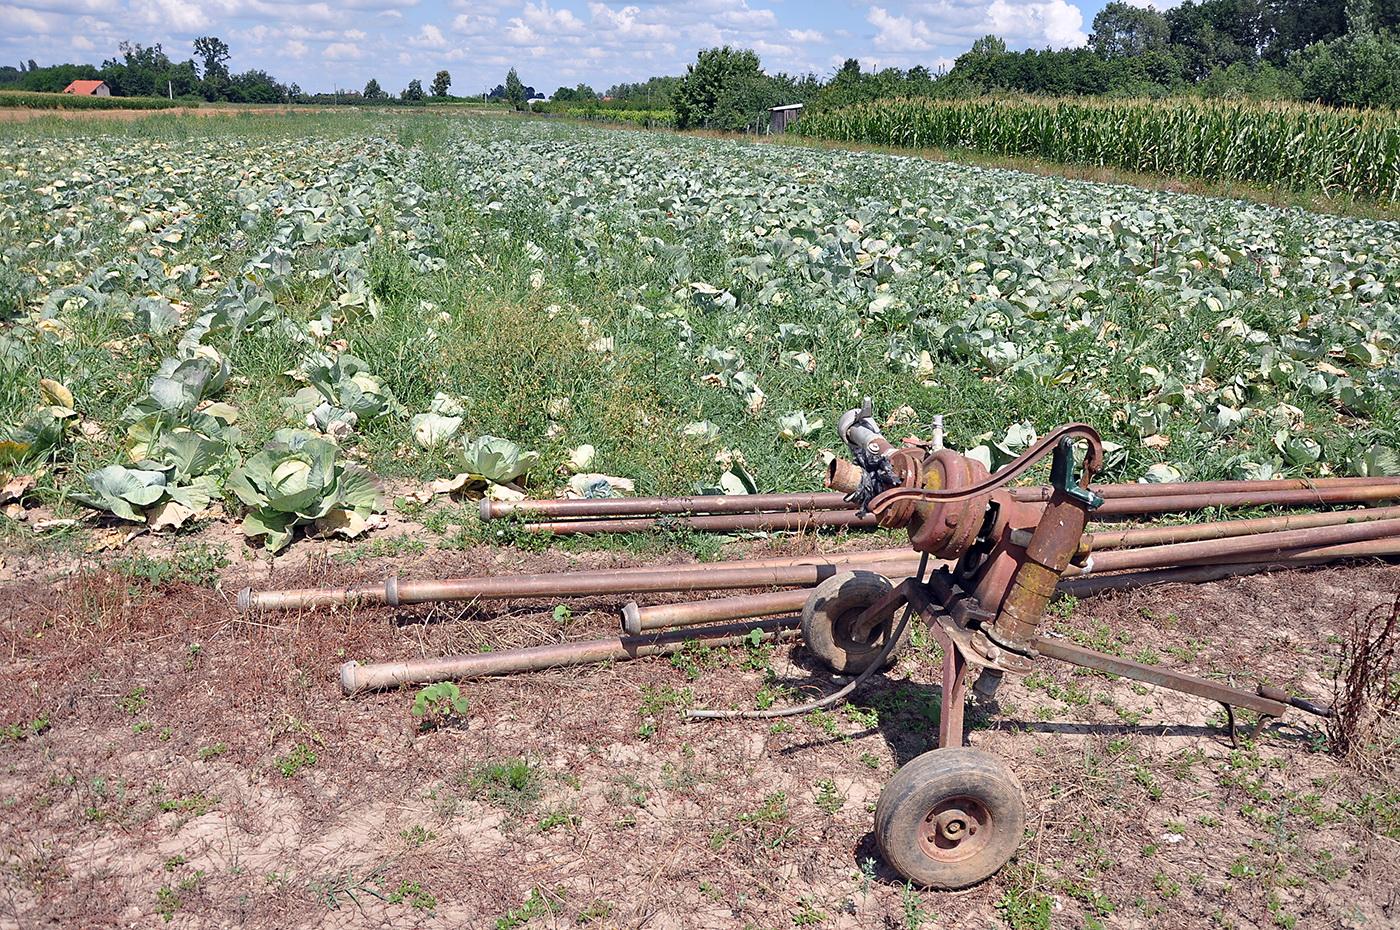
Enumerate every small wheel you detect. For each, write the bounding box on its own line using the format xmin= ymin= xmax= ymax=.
xmin=800 ymin=570 xmax=909 ymax=675
xmin=874 ymin=747 xmax=1025 ymax=889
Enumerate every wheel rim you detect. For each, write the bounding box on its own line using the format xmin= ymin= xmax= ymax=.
xmin=916 ymin=795 xmax=993 ymax=863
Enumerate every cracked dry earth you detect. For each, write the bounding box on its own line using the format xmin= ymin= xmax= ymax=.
xmin=1 ymin=540 xmax=1397 ymax=930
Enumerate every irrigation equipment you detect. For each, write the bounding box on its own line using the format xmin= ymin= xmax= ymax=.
xmin=238 ymin=401 xmax=1400 ymax=891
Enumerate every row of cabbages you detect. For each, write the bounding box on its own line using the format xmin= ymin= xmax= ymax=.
xmin=0 ymin=133 xmax=540 ymax=551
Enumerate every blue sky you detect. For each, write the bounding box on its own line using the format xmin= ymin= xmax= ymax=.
xmin=0 ymin=0 xmax=1162 ymax=96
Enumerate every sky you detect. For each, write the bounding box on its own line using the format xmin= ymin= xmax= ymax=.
xmin=0 ymin=0 xmax=1162 ymax=96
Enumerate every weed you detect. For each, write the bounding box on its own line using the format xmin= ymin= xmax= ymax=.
xmin=995 ymin=866 xmax=1052 ymax=930
xmin=468 ymin=757 xmax=540 ymax=813
xmin=576 ymin=899 xmax=613 ymax=925
xmin=792 ymin=897 xmax=827 ymax=926
xmin=400 ymin=825 xmax=435 ymax=847
xmin=537 ymin=808 xmax=579 ymax=833
xmin=155 ymin=869 xmax=203 ymax=922
xmin=274 ymin=743 xmax=317 ymax=777
xmin=814 ymin=779 xmax=844 ymax=815
xmin=118 ymin=687 xmax=150 ymax=716
xmin=900 ymin=882 xmax=932 ymax=929
xmin=387 ymin=879 xmax=437 ymax=912
xmin=740 ymin=791 xmax=789 ymax=824
xmin=117 ymin=545 xmax=229 ymax=588
xmin=669 ymin=640 xmax=719 ymax=681
xmin=496 ymin=888 xmax=560 ymax=929
xmin=411 ymin=681 xmax=470 ymax=730
xmin=859 ymin=752 xmax=882 ymax=769
xmin=1 ymin=713 xmax=50 ymax=742
xmin=158 ymin=793 xmax=217 ymax=818
xmin=196 ymin=742 xmax=227 ymax=761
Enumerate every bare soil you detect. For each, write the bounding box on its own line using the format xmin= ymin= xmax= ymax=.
xmin=0 ymin=533 xmax=1396 ymax=930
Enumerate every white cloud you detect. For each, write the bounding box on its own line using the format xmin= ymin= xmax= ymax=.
xmin=786 ymin=28 xmax=824 ymax=44
xmin=521 ymin=0 xmax=585 ymax=34
xmin=281 ymin=39 xmax=308 ymax=58
xmin=408 ymin=24 xmax=447 ymax=48
xmin=71 ymin=34 xmax=96 ymax=50
xmin=129 ymin=0 xmax=209 ymax=31
xmin=868 ymin=7 xmax=938 ymax=53
xmin=322 ymin=41 xmax=363 ymax=60
xmin=986 ymin=0 xmax=1086 ymax=47
xmin=2 ymin=4 xmax=58 ymax=31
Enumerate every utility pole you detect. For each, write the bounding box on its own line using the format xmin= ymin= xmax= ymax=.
xmin=167 ymin=80 xmax=173 ymax=100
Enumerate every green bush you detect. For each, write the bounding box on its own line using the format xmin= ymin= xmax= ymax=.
xmin=0 ymin=90 xmax=183 ymax=111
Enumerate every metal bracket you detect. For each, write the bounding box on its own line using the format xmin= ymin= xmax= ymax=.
xmin=1050 ymin=436 xmax=1104 ymax=510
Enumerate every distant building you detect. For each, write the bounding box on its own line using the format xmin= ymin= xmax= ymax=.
xmin=527 ymin=96 xmax=548 ymax=107
xmin=63 ymin=80 xmax=110 ymax=97
xmin=769 ymin=103 xmax=803 ymax=133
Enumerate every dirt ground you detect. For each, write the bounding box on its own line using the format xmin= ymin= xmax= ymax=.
xmin=0 ymin=527 xmax=1397 ymax=930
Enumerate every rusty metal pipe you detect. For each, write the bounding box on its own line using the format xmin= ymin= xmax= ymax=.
xmin=515 ymin=509 xmax=877 ymax=536
xmin=240 ymin=558 xmax=904 ymax=613
xmin=1212 ymin=537 xmax=1400 ymax=564
xmin=825 ymin=457 xmax=863 ymax=494
xmin=1056 ymin=561 xmax=1297 ymax=597
xmin=1082 ymin=505 xmax=1400 ymax=551
xmin=620 ymin=559 xmax=931 ymax=634
xmin=338 ymin=617 xmax=800 ymax=693
xmin=483 ymin=492 xmax=852 ymax=520
xmin=1092 ymin=484 xmax=1400 ymax=515
xmin=1012 ymin=477 xmax=1400 ymax=503
xmin=623 ymin=588 xmax=810 ymax=635
xmin=1073 ymin=517 xmax=1400 ymax=575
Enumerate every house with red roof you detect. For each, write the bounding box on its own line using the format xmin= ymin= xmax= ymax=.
xmin=63 ymin=80 xmax=110 ymax=97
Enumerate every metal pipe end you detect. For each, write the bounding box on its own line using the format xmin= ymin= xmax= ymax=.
xmin=478 ymin=498 xmax=494 ymax=521
xmin=826 ymin=456 xmax=862 ymax=494
xmin=621 ymin=601 xmax=643 ymax=637
xmin=236 ymin=587 xmax=252 ymax=612
xmin=339 ymin=660 xmax=361 ymax=695
xmin=384 ymin=576 xmax=400 ymax=608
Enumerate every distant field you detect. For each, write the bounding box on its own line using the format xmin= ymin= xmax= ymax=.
xmin=2 ymin=110 xmax=1399 ymax=542
xmin=797 ymin=96 xmax=1400 ymax=202
xmin=0 ymin=89 xmax=183 ymax=111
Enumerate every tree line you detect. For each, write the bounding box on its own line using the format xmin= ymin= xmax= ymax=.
xmin=661 ymin=0 xmax=1400 ymax=131
xmin=3 ymin=0 xmax=1394 ymax=116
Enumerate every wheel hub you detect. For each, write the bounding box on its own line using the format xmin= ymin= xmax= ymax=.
xmin=917 ymin=797 xmax=992 ymax=862
xmin=833 ymin=606 xmax=888 ymax=652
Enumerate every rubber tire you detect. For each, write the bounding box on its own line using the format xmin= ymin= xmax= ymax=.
xmin=800 ymin=570 xmax=909 ymax=675
xmin=874 ymin=747 xmax=1026 ymax=890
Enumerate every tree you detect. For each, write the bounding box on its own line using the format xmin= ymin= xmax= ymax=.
xmin=402 ymin=78 xmax=424 ymax=101
xmin=193 ymin=36 xmax=230 ymax=81
xmin=431 ymin=69 xmax=451 ymax=97
xmin=504 ymin=67 xmax=526 ymax=109
xmin=102 ymin=42 xmax=174 ymax=97
xmin=969 ymin=35 xmax=1008 ymax=56
xmin=672 ymin=46 xmax=762 ymax=129
xmin=363 ymin=78 xmax=385 ymax=99
xmin=1091 ymin=2 xmax=1170 ymax=58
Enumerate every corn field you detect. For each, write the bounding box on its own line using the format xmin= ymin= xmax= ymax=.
xmin=795 ymin=96 xmax=1400 ymax=201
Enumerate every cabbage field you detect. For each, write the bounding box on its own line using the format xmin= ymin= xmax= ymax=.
xmin=2 ymin=112 xmax=1400 ymax=552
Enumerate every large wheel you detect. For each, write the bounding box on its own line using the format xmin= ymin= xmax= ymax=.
xmin=800 ymin=570 xmax=909 ymax=675
xmin=874 ymin=747 xmax=1026 ymax=889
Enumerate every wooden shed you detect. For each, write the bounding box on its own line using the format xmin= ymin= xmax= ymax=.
xmin=769 ymin=103 xmax=803 ymax=133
